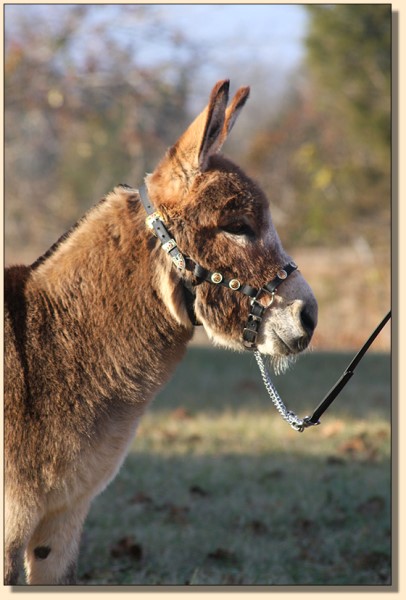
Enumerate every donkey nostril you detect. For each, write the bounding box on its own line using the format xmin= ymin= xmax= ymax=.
xmin=300 ymin=306 xmax=316 ymax=336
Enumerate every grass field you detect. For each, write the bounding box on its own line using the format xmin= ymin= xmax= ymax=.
xmin=78 ymin=348 xmax=392 ymax=587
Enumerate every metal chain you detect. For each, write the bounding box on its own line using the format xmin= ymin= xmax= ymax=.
xmin=253 ymin=351 xmax=313 ymax=432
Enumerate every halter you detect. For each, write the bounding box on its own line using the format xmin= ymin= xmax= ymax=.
xmin=139 ymin=184 xmax=297 ymax=349
xmin=138 ymin=184 xmax=391 ymax=433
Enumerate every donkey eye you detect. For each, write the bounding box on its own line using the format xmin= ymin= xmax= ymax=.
xmin=221 ymin=222 xmax=254 ymax=237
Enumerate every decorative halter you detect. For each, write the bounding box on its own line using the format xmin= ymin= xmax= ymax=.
xmin=139 ymin=185 xmax=297 ymax=350
xmin=138 ymin=184 xmax=391 ymax=433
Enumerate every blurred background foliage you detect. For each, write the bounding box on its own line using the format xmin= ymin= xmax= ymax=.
xmin=4 ymin=4 xmax=391 ymax=349
xmin=246 ymin=4 xmax=390 ymax=247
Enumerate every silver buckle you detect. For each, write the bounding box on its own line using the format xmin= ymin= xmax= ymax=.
xmin=145 ymin=211 xmax=165 ymax=234
xmin=162 ymin=239 xmax=177 ymax=253
xmin=171 ymin=251 xmax=186 ymax=271
xmin=161 ymin=239 xmax=186 ymax=270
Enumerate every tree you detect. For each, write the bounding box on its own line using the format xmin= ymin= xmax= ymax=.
xmin=5 ymin=5 xmax=198 ymax=262
xmin=305 ymin=4 xmax=390 ymax=163
xmin=244 ymin=5 xmax=391 ymax=249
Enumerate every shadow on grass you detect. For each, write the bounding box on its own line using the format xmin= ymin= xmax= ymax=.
xmin=80 ymin=448 xmax=391 ymax=587
xmin=79 ymin=348 xmax=391 ymax=587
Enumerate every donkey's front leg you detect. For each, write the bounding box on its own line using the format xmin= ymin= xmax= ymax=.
xmin=24 ymin=500 xmax=90 ymax=585
xmin=4 ymin=491 xmax=42 ymax=586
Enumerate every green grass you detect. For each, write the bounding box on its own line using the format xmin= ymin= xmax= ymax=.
xmin=78 ymin=349 xmax=392 ymax=587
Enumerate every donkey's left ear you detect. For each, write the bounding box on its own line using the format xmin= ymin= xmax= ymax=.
xmin=170 ymin=80 xmax=230 ymax=173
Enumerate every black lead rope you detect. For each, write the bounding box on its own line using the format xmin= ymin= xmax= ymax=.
xmin=255 ymin=310 xmax=391 ymax=432
xmin=304 ymin=309 xmax=391 ymax=427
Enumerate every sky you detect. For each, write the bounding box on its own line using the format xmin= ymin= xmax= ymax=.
xmin=134 ymin=4 xmax=309 ymax=103
xmin=158 ymin=4 xmax=308 ymax=71
xmin=5 ymin=3 xmax=309 ymax=103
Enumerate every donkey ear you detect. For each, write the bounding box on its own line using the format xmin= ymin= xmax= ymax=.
xmin=219 ymin=86 xmax=250 ymax=149
xmin=173 ymin=80 xmax=230 ymax=172
xmin=197 ymin=79 xmax=230 ymax=169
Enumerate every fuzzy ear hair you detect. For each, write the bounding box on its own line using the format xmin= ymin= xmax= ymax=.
xmin=219 ymin=86 xmax=250 ymax=150
xmin=197 ymin=79 xmax=230 ymax=170
xmin=147 ymin=81 xmax=246 ymax=204
xmin=169 ymin=80 xmax=230 ymax=173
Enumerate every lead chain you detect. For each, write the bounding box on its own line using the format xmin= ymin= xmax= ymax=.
xmin=253 ymin=351 xmax=312 ymax=432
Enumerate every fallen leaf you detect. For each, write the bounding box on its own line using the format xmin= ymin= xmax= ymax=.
xmin=292 ymin=518 xmax=316 ymax=534
xmin=157 ymin=503 xmax=190 ymax=525
xmin=207 ymin=548 xmax=238 ymax=564
xmin=339 ymin=435 xmax=367 ymax=454
xmin=357 ymin=496 xmax=385 ymax=516
xmin=189 ymin=485 xmax=209 ymax=497
xmin=130 ymin=491 xmax=153 ymax=505
xmin=248 ymin=519 xmax=268 ymax=535
xmin=110 ymin=536 xmax=143 ymax=561
xmin=170 ymin=407 xmax=192 ymax=420
xmin=326 ymin=455 xmax=346 ymax=466
xmin=321 ymin=420 xmax=345 ymax=438
xmin=355 ymin=551 xmax=390 ymax=571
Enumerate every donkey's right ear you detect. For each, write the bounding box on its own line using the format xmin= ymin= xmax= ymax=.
xmin=172 ymin=80 xmax=230 ymax=173
xmin=147 ymin=81 xmax=230 ymax=205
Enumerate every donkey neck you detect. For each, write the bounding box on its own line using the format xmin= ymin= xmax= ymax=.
xmin=30 ymin=186 xmax=194 ymax=372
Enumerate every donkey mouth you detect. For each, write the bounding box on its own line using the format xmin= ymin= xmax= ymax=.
xmin=272 ymin=329 xmax=311 ymax=356
xmin=273 ymin=330 xmax=296 ymax=355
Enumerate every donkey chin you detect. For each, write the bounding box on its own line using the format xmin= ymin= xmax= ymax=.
xmin=256 ymin=300 xmax=317 ymax=375
xmin=198 ymin=299 xmax=316 ymax=377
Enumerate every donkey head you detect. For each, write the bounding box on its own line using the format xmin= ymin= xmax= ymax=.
xmin=146 ymin=80 xmax=317 ymax=372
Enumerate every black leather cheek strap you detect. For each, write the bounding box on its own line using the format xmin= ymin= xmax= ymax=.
xmin=139 ymin=185 xmax=187 ymax=271
xmin=139 ymin=184 xmax=155 ymax=214
xmin=242 ymin=261 xmax=298 ymax=350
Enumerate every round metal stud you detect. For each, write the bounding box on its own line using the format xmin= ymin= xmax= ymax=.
xmin=290 ymin=261 xmax=298 ymax=269
xmin=277 ymin=269 xmax=288 ymax=279
xmin=211 ymin=272 xmax=223 ymax=284
xmin=229 ymin=278 xmax=241 ymax=290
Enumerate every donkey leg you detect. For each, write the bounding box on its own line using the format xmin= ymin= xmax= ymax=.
xmin=24 ymin=500 xmax=90 ymax=585
xmin=4 ymin=494 xmax=41 ymax=585
xmin=4 ymin=538 xmax=25 ymax=586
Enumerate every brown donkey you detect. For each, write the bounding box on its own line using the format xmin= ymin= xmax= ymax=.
xmin=4 ymin=80 xmax=317 ymax=585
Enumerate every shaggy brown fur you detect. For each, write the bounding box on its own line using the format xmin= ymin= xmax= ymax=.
xmin=4 ymin=80 xmax=317 ymax=585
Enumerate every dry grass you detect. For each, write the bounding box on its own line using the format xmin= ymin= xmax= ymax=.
xmin=297 ymin=247 xmax=391 ymax=351
xmin=78 ymin=348 xmax=392 ymax=587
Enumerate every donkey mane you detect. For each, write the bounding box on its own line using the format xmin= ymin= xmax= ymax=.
xmin=30 ymin=196 xmax=110 ymax=271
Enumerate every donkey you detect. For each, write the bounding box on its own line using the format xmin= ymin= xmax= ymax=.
xmin=4 ymin=80 xmax=317 ymax=585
